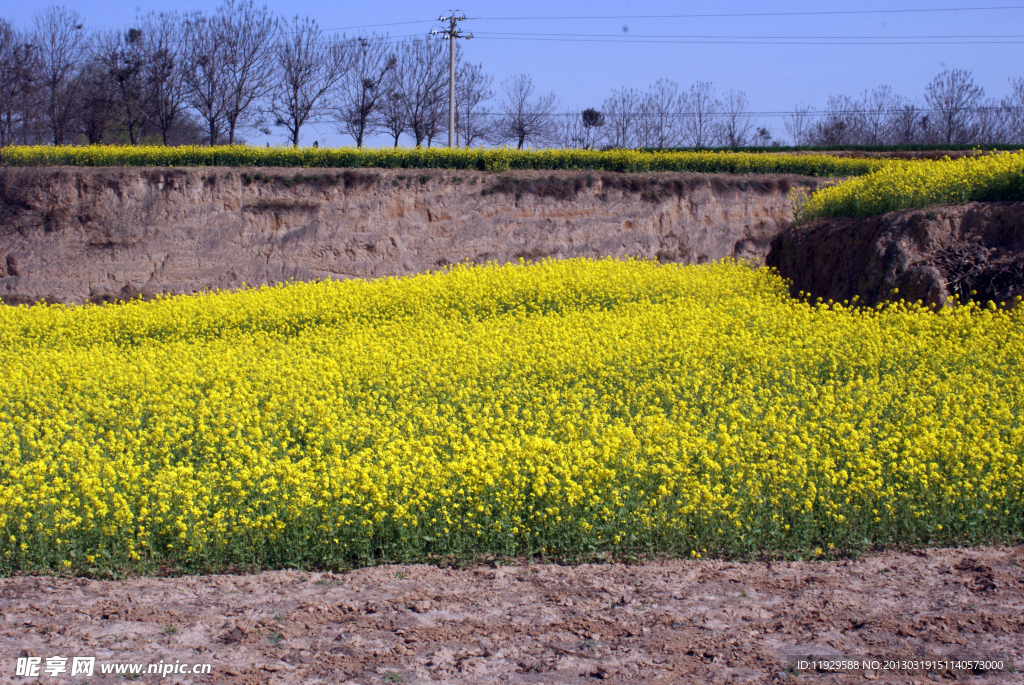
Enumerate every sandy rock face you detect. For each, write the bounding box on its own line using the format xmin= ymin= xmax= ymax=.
xmin=766 ymin=202 xmax=1024 ymax=307
xmin=0 ymin=167 xmax=819 ymax=303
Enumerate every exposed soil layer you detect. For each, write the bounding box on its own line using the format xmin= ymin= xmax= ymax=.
xmin=0 ymin=167 xmax=820 ymax=304
xmin=2 ymin=546 xmax=1022 ymax=684
xmin=766 ymin=202 xmax=1024 ymax=307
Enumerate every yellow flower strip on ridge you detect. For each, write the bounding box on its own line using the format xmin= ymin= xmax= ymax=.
xmin=0 ymin=259 xmax=1021 ymax=574
xmin=0 ymin=144 xmax=885 ymax=177
xmin=799 ymin=151 xmax=1024 ymax=221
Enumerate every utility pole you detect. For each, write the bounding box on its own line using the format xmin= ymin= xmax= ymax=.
xmin=432 ymin=12 xmax=472 ymax=148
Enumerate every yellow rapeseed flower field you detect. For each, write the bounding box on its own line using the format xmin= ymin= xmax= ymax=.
xmin=0 ymin=144 xmax=884 ymax=177
xmin=0 ymin=259 xmax=1021 ymax=574
xmin=799 ymin=151 xmax=1024 ymax=221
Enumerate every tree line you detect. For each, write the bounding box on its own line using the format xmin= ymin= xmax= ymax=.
xmin=560 ymin=71 xmax=1024 ymax=149
xmin=2 ymin=5 xmax=1023 ymax=149
xmin=0 ymin=3 xmax=516 ymax=148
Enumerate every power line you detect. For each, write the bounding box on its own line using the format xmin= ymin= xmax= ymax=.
xmin=307 ymin=31 xmax=1024 ymax=49
xmin=281 ymin=7 xmax=1024 ymax=38
xmin=473 ymin=31 xmax=1024 ymax=39
xmin=310 ymin=19 xmax=437 ymax=33
xmin=284 ymin=30 xmax=1024 ymax=48
xmin=470 ymin=6 xmax=1024 ymax=21
xmin=471 ymin=36 xmax=1024 ymax=46
xmin=283 ymin=33 xmax=444 ymax=48
xmin=303 ymin=105 xmax=1024 ymax=126
xmin=282 ymin=6 xmax=1024 ymax=36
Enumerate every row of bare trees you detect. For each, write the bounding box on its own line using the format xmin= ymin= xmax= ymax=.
xmin=557 ymin=80 xmax=768 ymax=149
xmin=4 ymin=6 xmax=1024 ymax=149
xmin=0 ymin=4 xmax=565 ymax=148
xmin=783 ymin=71 xmax=1024 ymax=146
xmin=556 ymin=70 xmax=1024 ymax=150
xmin=1 ymin=5 xmax=258 ymax=146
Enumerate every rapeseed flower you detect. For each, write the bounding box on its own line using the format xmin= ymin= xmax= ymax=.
xmin=0 ymin=259 xmax=1020 ymax=573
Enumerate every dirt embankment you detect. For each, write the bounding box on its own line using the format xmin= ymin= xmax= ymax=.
xmin=767 ymin=202 xmax=1024 ymax=307
xmin=0 ymin=167 xmax=821 ymax=304
xmin=1 ymin=546 xmax=1021 ymax=684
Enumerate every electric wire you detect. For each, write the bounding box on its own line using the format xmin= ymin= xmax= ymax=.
xmin=469 ymin=6 xmax=1024 ymax=21
xmin=469 ymin=35 xmax=1024 ymax=46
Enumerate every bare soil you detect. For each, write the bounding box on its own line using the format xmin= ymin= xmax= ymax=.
xmin=767 ymin=202 xmax=1024 ymax=308
xmin=0 ymin=167 xmax=815 ymax=305
xmin=2 ymin=546 xmax=1022 ymax=684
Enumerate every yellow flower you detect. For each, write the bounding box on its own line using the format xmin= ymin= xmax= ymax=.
xmin=0 ymin=257 xmax=1018 ymax=572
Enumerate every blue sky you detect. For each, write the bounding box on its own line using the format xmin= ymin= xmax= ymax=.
xmin=6 ymin=1 xmax=1023 ymax=146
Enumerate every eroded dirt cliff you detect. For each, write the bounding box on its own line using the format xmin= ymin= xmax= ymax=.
xmin=766 ymin=202 xmax=1024 ymax=307
xmin=0 ymin=167 xmax=820 ymax=303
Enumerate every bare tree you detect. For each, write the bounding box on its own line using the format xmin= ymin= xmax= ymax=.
xmin=335 ymin=34 xmax=394 ymax=148
xmin=396 ymin=37 xmax=447 ymax=147
xmin=95 ymin=27 xmax=149 ymax=144
xmin=783 ymin=103 xmax=815 ymax=146
xmin=918 ymin=112 xmax=938 ymax=144
xmin=714 ymin=89 xmax=754 ymax=147
xmin=379 ymin=88 xmax=406 ymax=147
xmin=34 ymin=6 xmax=88 ymax=145
xmin=1006 ymin=78 xmax=1024 ymax=144
xmin=681 ymin=81 xmax=718 ymax=147
xmin=924 ymin=69 xmax=983 ymax=145
xmin=141 ymin=12 xmax=186 ymax=146
xmin=602 ymin=87 xmax=642 ymax=148
xmin=0 ymin=20 xmax=41 ymax=145
xmin=216 ymin=0 xmax=278 ymax=144
xmin=454 ymin=61 xmax=492 ymax=147
xmin=0 ymin=19 xmax=15 ymax=144
xmin=268 ymin=16 xmax=346 ymax=147
xmin=181 ymin=11 xmax=228 ymax=145
xmin=810 ymin=95 xmax=862 ymax=146
xmin=423 ymin=82 xmax=449 ymax=147
xmin=557 ymin=107 xmax=604 ymax=149
xmin=974 ymin=98 xmax=1008 ymax=144
xmin=640 ymin=79 xmax=685 ymax=148
xmin=891 ymin=102 xmax=925 ymax=145
xmin=76 ymin=57 xmax=116 ymax=143
xmin=164 ymin=111 xmax=209 ymax=145
xmin=496 ymin=73 xmax=557 ymax=149
xmin=423 ymin=111 xmax=443 ymax=146
xmin=580 ymin=107 xmax=606 ymax=149
xmin=556 ymin=112 xmax=585 ymax=149
xmin=859 ymin=86 xmax=899 ymax=145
